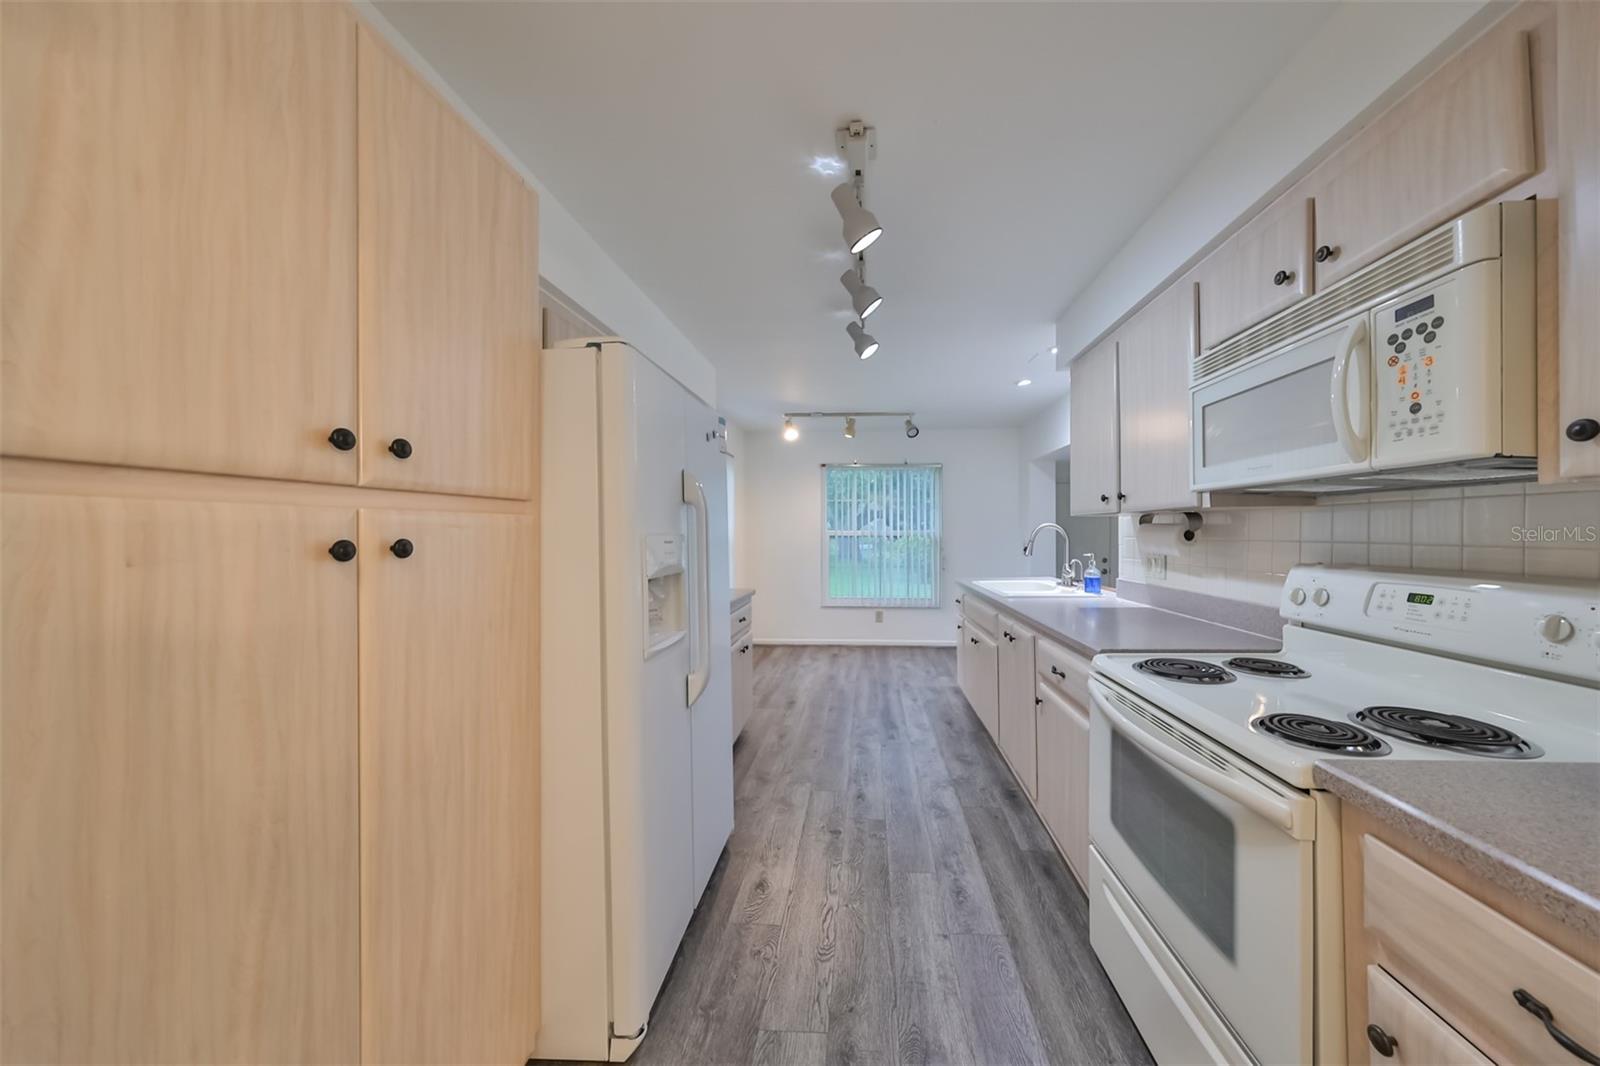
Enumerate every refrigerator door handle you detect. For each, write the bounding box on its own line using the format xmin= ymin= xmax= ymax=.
xmin=683 ymin=470 xmax=712 ymax=707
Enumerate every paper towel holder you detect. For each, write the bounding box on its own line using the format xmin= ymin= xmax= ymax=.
xmin=1137 ymin=511 xmax=1203 ymax=541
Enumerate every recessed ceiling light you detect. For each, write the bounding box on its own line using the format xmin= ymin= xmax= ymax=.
xmin=1049 ymin=346 xmax=1059 ymax=356
xmin=1016 ymin=379 xmax=1032 ymax=387
xmin=782 ymin=418 xmax=800 ymax=442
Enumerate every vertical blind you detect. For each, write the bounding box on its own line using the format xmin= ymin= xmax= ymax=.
xmin=822 ymin=464 xmax=942 ymax=608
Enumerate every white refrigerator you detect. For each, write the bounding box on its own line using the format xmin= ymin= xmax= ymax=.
xmin=536 ymin=338 xmax=734 ymax=1062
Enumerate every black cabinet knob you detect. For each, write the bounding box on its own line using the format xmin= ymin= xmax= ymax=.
xmin=328 ymin=539 xmax=357 ymax=562
xmin=390 ymin=538 xmax=414 ymax=559
xmin=1365 ymin=1025 xmax=1397 ymax=1058
xmin=1273 ymin=269 xmax=1294 ymax=286
xmin=1117 ymin=492 xmax=1127 ymax=501
xmin=1567 ymin=418 xmax=1600 ymax=443
xmin=388 ymin=438 xmax=413 ymax=460
xmin=328 ymin=427 xmax=357 ymax=451
xmin=1100 ymin=493 xmax=1110 ymax=503
xmin=1315 ymin=244 xmax=1338 ymax=263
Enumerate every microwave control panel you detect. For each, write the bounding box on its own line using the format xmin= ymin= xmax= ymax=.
xmin=1377 ymin=284 xmax=1454 ymax=445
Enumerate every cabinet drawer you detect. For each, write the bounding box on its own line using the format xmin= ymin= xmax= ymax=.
xmin=1361 ymin=835 xmax=1600 ymax=1064
xmin=962 ymin=597 xmax=998 ymax=640
xmin=1364 ymin=964 xmax=1490 ymax=1066
xmin=1035 ymin=635 xmax=1092 ymax=709
xmin=731 ymin=603 xmax=753 ymax=645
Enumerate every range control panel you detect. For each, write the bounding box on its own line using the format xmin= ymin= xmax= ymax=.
xmin=1282 ymin=566 xmax=1600 ymax=682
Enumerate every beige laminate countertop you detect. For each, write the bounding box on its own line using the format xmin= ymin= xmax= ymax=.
xmin=1314 ymin=760 xmax=1600 ymax=939
xmin=958 ymin=580 xmax=1279 ymax=658
xmin=731 ymin=588 xmax=755 ymax=610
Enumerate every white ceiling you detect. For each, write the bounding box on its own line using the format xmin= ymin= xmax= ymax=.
xmin=376 ymin=1 xmax=1337 ymax=429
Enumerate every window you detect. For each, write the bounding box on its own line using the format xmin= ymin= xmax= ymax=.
xmin=822 ymin=464 xmax=942 ymax=607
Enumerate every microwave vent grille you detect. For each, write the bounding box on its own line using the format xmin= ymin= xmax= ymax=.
xmin=1195 ymin=225 xmax=1460 ymax=385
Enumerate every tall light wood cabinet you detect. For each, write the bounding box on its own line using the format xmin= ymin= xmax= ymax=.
xmin=1307 ymin=26 xmax=1536 ymax=288
xmin=1116 ymin=277 xmax=1202 ymax=514
xmin=1555 ymin=0 xmax=1600 ymax=480
xmin=1196 ymin=192 xmax=1312 ymax=350
xmin=358 ymin=29 xmax=539 ymax=501
xmin=1067 ymin=336 xmax=1120 ymax=516
xmin=0 ymin=2 xmax=359 ymax=485
xmin=2 ymin=494 xmax=361 ymax=1065
xmin=359 ymin=509 xmax=538 ymax=1065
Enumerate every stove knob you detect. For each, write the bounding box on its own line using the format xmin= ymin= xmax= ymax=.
xmin=1535 ymin=614 xmax=1575 ymax=644
xmin=1289 ymin=587 xmax=1307 ymax=606
xmin=1312 ymin=588 xmax=1331 ymax=607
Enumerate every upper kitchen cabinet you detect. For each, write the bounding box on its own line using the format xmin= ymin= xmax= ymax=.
xmin=1117 ymin=277 xmax=1201 ymax=514
xmin=1068 ymin=335 xmax=1120 ymax=516
xmin=1196 ymin=191 xmax=1311 ymax=350
xmin=1 ymin=2 xmax=358 ymax=484
xmin=358 ymin=29 xmax=539 ymax=500
xmin=1555 ymin=1 xmax=1600 ymax=480
xmin=1306 ymin=26 xmax=1536 ymax=289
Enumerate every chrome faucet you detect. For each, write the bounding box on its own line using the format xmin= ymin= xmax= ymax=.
xmin=1022 ymin=522 xmax=1075 ymax=587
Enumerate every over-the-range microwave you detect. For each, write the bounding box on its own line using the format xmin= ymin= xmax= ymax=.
xmin=1190 ymin=200 xmax=1535 ymax=494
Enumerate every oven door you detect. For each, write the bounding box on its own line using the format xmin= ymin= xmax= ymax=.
xmin=1088 ymin=677 xmax=1316 ymax=1066
xmin=1191 ymin=312 xmax=1374 ymax=491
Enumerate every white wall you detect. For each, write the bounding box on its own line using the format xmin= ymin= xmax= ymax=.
xmin=742 ymin=425 xmax=1026 ymax=645
xmin=1120 ymin=484 xmax=1600 ymax=608
xmin=1054 ymin=1 xmax=1493 ymax=364
xmin=1018 ymin=394 xmax=1072 ymax=577
xmin=355 ymin=2 xmax=718 ymax=405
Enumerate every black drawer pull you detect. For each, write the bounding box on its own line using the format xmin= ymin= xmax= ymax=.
xmin=969 ymin=637 xmax=979 ymax=646
xmin=389 ymin=538 xmax=414 ymax=559
xmin=388 ymin=437 xmax=413 ymax=460
xmin=1315 ymin=243 xmax=1339 ymax=263
xmin=1034 ymin=696 xmax=1043 ymax=707
xmin=737 ymin=615 xmax=747 ymax=624
xmin=328 ymin=539 xmax=356 ymax=563
xmin=1568 ymin=418 xmax=1600 ymax=443
xmin=328 ymin=427 xmax=357 ymax=451
xmin=1273 ymin=268 xmax=1294 ymax=286
xmin=1365 ymin=1024 xmax=1397 ymax=1058
xmin=1515 ymin=989 xmax=1600 ymax=1065
xmin=1049 ymin=666 xmax=1066 ymax=679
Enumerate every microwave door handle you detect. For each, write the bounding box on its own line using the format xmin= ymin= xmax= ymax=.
xmin=1329 ymin=317 xmax=1371 ymax=462
xmin=1090 ymin=682 xmax=1309 ymax=839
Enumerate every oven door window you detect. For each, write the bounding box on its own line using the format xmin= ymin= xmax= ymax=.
xmin=1110 ymin=730 xmax=1236 ymax=959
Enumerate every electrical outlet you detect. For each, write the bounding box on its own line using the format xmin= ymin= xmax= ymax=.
xmin=875 ymin=610 xmax=884 ymax=623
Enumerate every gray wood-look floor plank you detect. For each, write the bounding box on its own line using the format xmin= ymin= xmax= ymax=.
xmin=615 ymin=646 xmax=1150 ymax=1066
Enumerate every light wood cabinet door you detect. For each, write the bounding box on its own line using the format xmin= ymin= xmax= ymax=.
xmin=358 ymin=29 xmax=539 ymax=500
xmin=1364 ymin=965 xmax=1491 ymax=1066
xmin=732 ymin=637 xmax=755 ymax=739
xmin=358 ymin=509 xmax=537 ymax=1064
xmin=1117 ymin=277 xmax=1201 ymax=514
xmin=1308 ymin=26 xmax=1535 ymax=288
xmin=1556 ymin=0 xmax=1600 ymax=480
xmin=996 ymin=618 xmax=1037 ymax=798
xmin=1197 ymin=191 xmax=1312 ymax=349
xmin=965 ymin=627 xmax=1000 ymax=741
xmin=1 ymin=2 xmax=358 ymax=484
xmin=1037 ymin=680 xmax=1089 ymax=886
xmin=1068 ymin=336 xmax=1120 ymax=515
xmin=2 ymin=494 xmax=359 ymax=1064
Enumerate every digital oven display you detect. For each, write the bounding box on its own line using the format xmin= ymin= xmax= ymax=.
xmin=1393 ymin=293 xmax=1435 ymax=323
xmin=1406 ymin=592 xmax=1435 ymax=605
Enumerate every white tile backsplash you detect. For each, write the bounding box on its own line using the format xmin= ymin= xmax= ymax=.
xmin=1119 ymin=483 xmax=1600 ymax=608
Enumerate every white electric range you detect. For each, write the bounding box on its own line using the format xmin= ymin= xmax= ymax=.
xmin=1085 ymin=566 xmax=1600 ymax=1066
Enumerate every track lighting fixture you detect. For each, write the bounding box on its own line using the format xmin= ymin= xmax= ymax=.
xmin=844 ymin=417 xmax=856 ymax=439
xmin=782 ymin=418 xmax=800 ymax=442
xmin=840 ymin=268 xmax=882 ymax=320
xmin=846 ymin=321 xmax=879 ymax=360
xmin=904 ymin=418 xmax=920 ymax=439
xmin=831 ymin=182 xmax=882 ymax=256
xmin=781 ymin=411 xmax=917 ymax=442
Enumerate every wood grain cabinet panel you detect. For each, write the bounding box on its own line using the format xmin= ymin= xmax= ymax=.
xmin=996 ymin=617 xmax=1038 ymax=799
xmin=1197 ymin=192 xmax=1312 ymax=349
xmin=357 ymin=29 xmax=539 ymax=500
xmin=1363 ymin=965 xmax=1491 ymax=1066
xmin=358 ymin=508 xmax=538 ymax=1064
xmin=1556 ymin=0 xmax=1600 ymax=480
xmin=1116 ymin=277 xmax=1201 ymax=514
xmin=1068 ymin=336 xmax=1120 ymax=516
xmin=1 ymin=2 xmax=358 ymax=483
xmin=1036 ymin=679 xmax=1089 ymax=888
xmin=1308 ymin=27 xmax=1536 ymax=288
xmin=1 ymin=494 xmax=360 ymax=1064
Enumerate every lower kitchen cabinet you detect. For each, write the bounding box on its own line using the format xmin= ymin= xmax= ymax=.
xmin=958 ymin=609 xmax=1000 ymax=742
xmin=359 ymin=508 xmax=538 ymax=1065
xmin=1037 ymin=672 xmax=1091 ymax=887
xmin=997 ymin=616 xmax=1038 ymax=798
xmin=731 ymin=600 xmax=754 ymax=740
xmin=1364 ymin=965 xmax=1491 ymax=1065
xmin=2 ymin=493 xmax=361 ymax=1065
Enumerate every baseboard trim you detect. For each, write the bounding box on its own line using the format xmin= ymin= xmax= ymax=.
xmin=754 ymin=638 xmax=957 ymax=648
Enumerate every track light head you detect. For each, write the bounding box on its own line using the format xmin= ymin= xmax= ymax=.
xmin=831 ymin=182 xmax=883 ymax=255
xmin=782 ymin=417 xmax=800 ymax=442
xmin=843 ymin=416 xmax=856 ymax=439
xmin=904 ymin=417 xmax=920 ymax=439
xmin=846 ymin=321 xmax=879 ymax=360
xmin=839 ymin=268 xmax=882 ymax=320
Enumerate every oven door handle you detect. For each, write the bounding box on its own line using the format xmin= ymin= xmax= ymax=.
xmin=1091 ymin=682 xmax=1311 ymax=840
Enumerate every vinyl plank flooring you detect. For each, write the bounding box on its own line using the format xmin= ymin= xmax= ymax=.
xmin=621 ymin=646 xmax=1150 ymax=1066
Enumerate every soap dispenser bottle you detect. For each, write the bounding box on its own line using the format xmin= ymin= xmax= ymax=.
xmin=1082 ymin=554 xmax=1102 ymax=595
